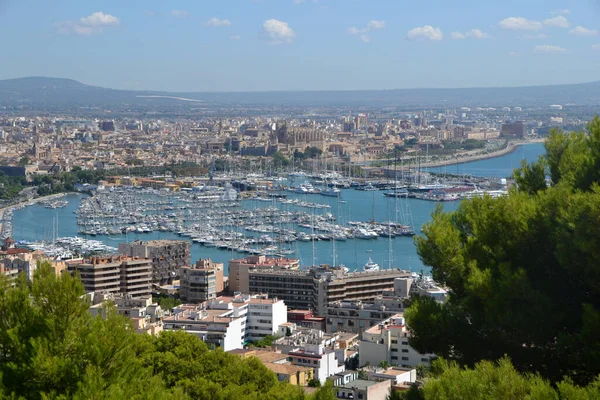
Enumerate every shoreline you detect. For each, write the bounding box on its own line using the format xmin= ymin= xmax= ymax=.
xmin=0 ymin=193 xmax=71 ymax=236
xmin=401 ymin=139 xmax=544 ymax=170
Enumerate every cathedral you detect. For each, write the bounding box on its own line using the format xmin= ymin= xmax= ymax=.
xmin=272 ymin=122 xmax=325 ymax=152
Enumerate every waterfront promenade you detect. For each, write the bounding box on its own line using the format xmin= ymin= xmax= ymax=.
xmin=399 ymin=138 xmax=545 ymax=170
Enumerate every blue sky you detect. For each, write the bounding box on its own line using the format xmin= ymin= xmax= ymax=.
xmin=0 ymin=0 xmax=599 ymax=91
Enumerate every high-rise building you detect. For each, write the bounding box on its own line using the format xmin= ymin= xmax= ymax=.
xmin=245 ymin=264 xmax=411 ymax=315
xmin=500 ymin=121 xmax=526 ymax=138
xmin=118 ymin=240 xmax=190 ymax=284
xmin=228 ymin=255 xmax=300 ymax=293
xmin=179 ymin=259 xmax=224 ymax=303
xmin=67 ymin=255 xmax=153 ymax=298
xmin=355 ymin=114 xmax=368 ymax=129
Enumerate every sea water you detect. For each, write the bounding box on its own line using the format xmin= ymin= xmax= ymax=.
xmin=11 ymin=143 xmax=545 ymax=274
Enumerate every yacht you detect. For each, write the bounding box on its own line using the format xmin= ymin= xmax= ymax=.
xmin=363 ymin=257 xmax=380 ymax=272
xmin=321 ymin=187 xmax=341 ymax=197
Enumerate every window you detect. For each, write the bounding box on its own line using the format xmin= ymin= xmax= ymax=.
xmin=402 ymin=357 xmax=409 ymax=361
xmin=421 ymin=358 xmax=429 ymax=362
xmin=402 ymin=341 xmax=409 ymax=345
xmin=401 ymin=349 xmax=409 ymax=353
xmin=391 ymin=340 xmax=398 ymax=344
xmin=391 ymin=356 xmax=398 ymax=360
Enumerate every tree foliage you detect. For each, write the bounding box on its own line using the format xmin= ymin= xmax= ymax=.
xmin=405 ymin=357 xmax=600 ymax=400
xmin=271 ymin=152 xmax=290 ymax=169
xmin=0 ymin=261 xmax=310 ymax=399
xmin=407 ymin=117 xmax=600 ymax=385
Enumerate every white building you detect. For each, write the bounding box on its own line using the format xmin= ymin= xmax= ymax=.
xmin=359 ymin=314 xmax=435 ymax=368
xmin=246 ymin=297 xmax=287 ymax=342
xmin=163 ymin=294 xmax=287 ymax=351
xmin=288 ymin=343 xmax=345 ymax=384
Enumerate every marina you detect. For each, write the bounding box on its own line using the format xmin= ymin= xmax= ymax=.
xmin=5 ymin=143 xmax=545 ymax=274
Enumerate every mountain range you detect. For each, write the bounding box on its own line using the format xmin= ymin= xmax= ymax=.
xmin=0 ymin=76 xmax=599 ymax=108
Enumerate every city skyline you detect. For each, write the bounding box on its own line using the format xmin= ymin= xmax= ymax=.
xmin=0 ymin=0 xmax=599 ymax=91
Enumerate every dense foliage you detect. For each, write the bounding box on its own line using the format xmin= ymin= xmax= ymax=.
xmin=406 ymin=117 xmax=600 ymax=385
xmin=0 ymin=262 xmax=330 ymax=399
xmin=0 ymin=172 xmax=26 ymax=200
xmin=400 ymin=358 xmax=600 ymax=399
xmin=293 ymin=146 xmax=323 ymax=160
xmin=441 ymin=139 xmax=486 ymax=151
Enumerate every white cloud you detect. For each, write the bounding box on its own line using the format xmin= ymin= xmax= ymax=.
xmin=467 ymin=28 xmax=489 ymax=39
xmin=207 ymin=17 xmax=231 ymax=27
xmin=520 ymin=33 xmax=548 ymax=40
xmin=171 ymin=10 xmax=189 ymax=19
xmin=593 ymin=44 xmax=600 ymax=50
xmin=569 ymin=26 xmax=598 ymax=36
xmin=534 ymin=45 xmax=567 ymax=54
xmin=551 ymin=9 xmax=571 ymax=15
xmin=56 ymin=11 xmax=119 ymax=36
xmin=407 ymin=25 xmax=443 ymax=41
xmin=347 ymin=20 xmax=385 ymax=42
xmin=543 ymin=16 xmax=569 ymax=28
xmin=451 ymin=29 xmax=489 ymax=40
xmin=498 ymin=17 xmax=542 ymax=31
xmin=367 ymin=20 xmax=385 ymax=30
xmin=261 ymin=19 xmax=296 ymax=44
xmin=230 ymin=35 xmax=241 ymax=40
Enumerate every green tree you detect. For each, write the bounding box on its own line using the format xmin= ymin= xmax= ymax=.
xmin=385 ymin=387 xmax=405 ymax=400
xmin=379 ymin=361 xmax=390 ymax=369
xmin=307 ymin=378 xmax=321 ymax=387
xmin=407 ymin=117 xmax=600 ymax=385
xmin=0 ymin=262 xmax=167 ymax=399
xmin=312 ymin=380 xmax=336 ymax=400
xmin=17 ymin=156 xmax=30 ymax=166
xmin=304 ymin=147 xmax=323 ymax=159
xmin=271 ymin=152 xmax=290 ymax=169
xmin=414 ymin=357 xmax=600 ymax=400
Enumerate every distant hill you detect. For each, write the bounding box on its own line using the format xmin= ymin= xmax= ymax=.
xmin=0 ymin=76 xmax=599 ymax=108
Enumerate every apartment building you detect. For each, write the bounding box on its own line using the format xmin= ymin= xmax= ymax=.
xmin=179 ymin=259 xmax=224 ymax=303
xmin=228 ymin=255 xmax=299 ymax=293
xmin=163 ymin=294 xmax=287 ymax=351
xmin=67 ymin=255 xmax=152 ymax=298
xmin=248 ymin=269 xmax=315 ymax=311
xmin=88 ymin=292 xmax=163 ymax=335
xmin=335 ymin=379 xmax=392 ymax=400
xmin=246 ymin=297 xmax=287 ymax=342
xmin=0 ymin=263 xmax=19 ymax=286
xmin=359 ymin=314 xmax=435 ymax=368
xmin=247 ymin=265 xmax=411 ymax=315
xmin=325 ymin=296 xmax=406 ymax=335
xmin=118 ymin=239 xmax=190 ymax=284
xmin=287 ymin=344 xmax=345 ymax=384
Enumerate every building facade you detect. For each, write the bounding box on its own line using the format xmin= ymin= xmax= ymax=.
xmin=228 ymin=255 xmax=300 ymax=293
xmin=179 ymin=259 xmax=224 ymax=303
xmin=359 ymin=314 xmax=435 ymax=368
xmin=67 ymin=255 xmax=152 ymax=298
xmin=118 ymin=239 xmax=190 ymax=284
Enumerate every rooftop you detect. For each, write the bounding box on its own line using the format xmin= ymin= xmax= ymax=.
xmin=338 ymin=379 xmax=382 ymax=390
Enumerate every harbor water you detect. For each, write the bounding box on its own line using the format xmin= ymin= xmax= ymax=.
xmin=11 ymin=143 xmax=545 ymax=274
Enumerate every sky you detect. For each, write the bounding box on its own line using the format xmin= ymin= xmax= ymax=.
xmin=0 ymin=0 xmax=600 ymax=92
